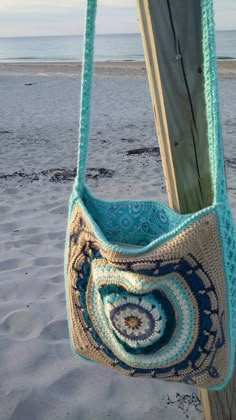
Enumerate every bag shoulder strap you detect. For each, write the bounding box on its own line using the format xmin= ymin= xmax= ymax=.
xmin=74 ymin=0 xmax=226 ymax=203
xmin=74 ymin=0 xmax=97 ymax=197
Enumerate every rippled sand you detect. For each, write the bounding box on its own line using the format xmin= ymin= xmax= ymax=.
xmin=0 ymin=62 xmax=236 ymax=420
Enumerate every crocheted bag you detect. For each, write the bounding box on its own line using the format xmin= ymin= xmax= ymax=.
xmin=65 ymin=0 xmax=236 ymax=390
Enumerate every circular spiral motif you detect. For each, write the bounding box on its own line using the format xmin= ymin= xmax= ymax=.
xmin=85 ymin=256 xmax=218 ymax=379
xmin=70 ymin=205 xmax=225 ymax=386
xmin=88 ymin=268 xmax=200 ymax=369
xmin=104 ymin=296 xmax=165 ymax=348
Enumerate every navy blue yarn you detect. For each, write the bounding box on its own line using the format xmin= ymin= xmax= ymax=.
xmin=99 ymin=285 xmax=176 ymax=355
xmin=74 ymin=245 xmax=222 ymax=379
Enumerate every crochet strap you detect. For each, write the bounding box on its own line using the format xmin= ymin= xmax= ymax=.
xmin=201 ymin=0 xmax=226 ymax=202
xmin=74 ymin=0 xmax=226 ymax=203
xmin=74 ymin=0 xmax=97 ymax=196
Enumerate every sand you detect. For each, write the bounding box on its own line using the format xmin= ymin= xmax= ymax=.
xmin=0 ymin=62 xmax=236 ymax=420
xmin=0 ymin=60 xmax=236 ymax=77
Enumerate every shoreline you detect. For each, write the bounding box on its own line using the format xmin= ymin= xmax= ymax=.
xmin=0 ymin=60 xmax=236 ymax=77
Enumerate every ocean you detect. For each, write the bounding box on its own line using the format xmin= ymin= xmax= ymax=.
xmin=0 ymin=31 xmax=236 ymax=62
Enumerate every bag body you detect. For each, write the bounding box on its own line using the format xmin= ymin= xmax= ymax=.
xmin=65 ymin=0 xmax=236 ymax=390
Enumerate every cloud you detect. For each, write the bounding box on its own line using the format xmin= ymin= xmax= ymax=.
xmin=214 ymin=0 xmax=236 ymax=29
xmin=0 ymin=0 xmax=138 ymax=36
xmin=0 ymin=0 xmax=82 ymax=12
xmin=0 ymin=0 xmax=235 ymax=36
xmin=100 ymin=0 xmax=134 ymax=6
xmin=0 ymin=0 xmax=134 ymax=10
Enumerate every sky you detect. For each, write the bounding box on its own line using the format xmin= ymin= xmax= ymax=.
xmin=0 ymin=0 xmax=235 ymax=38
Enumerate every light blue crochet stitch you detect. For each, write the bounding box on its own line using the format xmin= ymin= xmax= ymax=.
xmin=65 ymin=0 xmax=236 ymax=390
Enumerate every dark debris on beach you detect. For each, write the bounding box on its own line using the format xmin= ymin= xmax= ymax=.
xmin=0 ymin=155 xmax=235 ymax=187
xmin=0 ymin=167 xmax=115 ymax=184
xmin=225 ymin=157 xmax=236 ymax=168
xmin=126 ymin=146 xmax=160 ymax=156
xmin=162 ymin=392 xmax=202 ymax=419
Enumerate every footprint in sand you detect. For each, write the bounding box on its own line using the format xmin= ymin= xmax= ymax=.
xmin=40 ymin=319 xmax=69 ymax=341
xmin=0 ymin=205 xmax=10 ymax=214
xmin=0 ymin=310 xmax=50 ymax=340
xmin=0 ymin=258 xmax=29 ymax=272
xmin=50 ymin=274 xmax=64 ymax=284
xmin=48 ymin=230 xmax=65 ymax=240
xmin=20 ymin=227 xmax=41 ymax=235
xmin=0 ymin=221 xmax=18 ymax=234
xmin=55 ymin=242 xmax=66 ymax=251
xmin=0 ymin=284 xmax=18 ymax=301
xmin=47 ymin=369 xmax=84 ymax=402
xmin=13 ymin=234 xmax=49 ymax=247
xmin=55 ymin=291 xmax=66 ymax=302
xmin=33 ymin=257 xmax=61 ymax=267
xmin=2 ymin=187 xmax=19 ymax=195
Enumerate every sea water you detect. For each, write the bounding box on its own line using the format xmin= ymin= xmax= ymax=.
xmin=0 ymin=32 xmax=236 ymax=63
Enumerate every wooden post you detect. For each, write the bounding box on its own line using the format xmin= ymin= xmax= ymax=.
xmin=136 ymin=0 xmax=235 ymax=419
xmin=136 ymin=0 xmax=213 ymax=215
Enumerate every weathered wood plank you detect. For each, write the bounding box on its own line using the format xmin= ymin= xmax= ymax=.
xmin=135 ymin=0 xmax=179 ymax=211
xmin=136 ymin=0 xmax=213 ymax=214
xmin=204 ymin=366 xmax=236 ymax=419
xmin=136 ymin=1 xmax=236 ymax=419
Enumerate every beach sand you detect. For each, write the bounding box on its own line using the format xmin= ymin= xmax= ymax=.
xmin=0 ymin=62 xmax=236 ymax=420
xmin=1 ymin=60 xmax=236 ymax=77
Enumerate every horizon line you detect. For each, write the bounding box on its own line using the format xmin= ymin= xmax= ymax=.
xmin=1 ymin=29 xmax=236 ymax=39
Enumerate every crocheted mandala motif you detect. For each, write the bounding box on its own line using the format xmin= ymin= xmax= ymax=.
xmin=66 ymin=203 xmax=229 ymax=388
xmin=104 ymin=296 xmax=166 ymax=348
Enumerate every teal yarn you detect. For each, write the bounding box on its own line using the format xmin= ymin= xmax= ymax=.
xmin=76 ymin=0 xmax=97 ymax=197
xmin=201 ymin=0 xmax=236 ymax=389
xmin=202 ymin=0 xmax=226 ymax=202
xmin=91 ymin=269 xmax=194 ymax=365
xmin=65 ymin=0 xmax=236 ymax=390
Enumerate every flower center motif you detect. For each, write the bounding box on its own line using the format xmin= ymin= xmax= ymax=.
xmin=104 ymin=296 xmax=166 ymax=348
xmin=124 ymin=315 xmax=142 ymax=330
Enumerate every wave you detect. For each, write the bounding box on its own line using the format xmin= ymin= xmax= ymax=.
xmin=0 ymin=56 xmax=79 ymax=62
xmin=1 ymin=57 xmax=41 ymax=60
xmin=217 ymin=56 xmax=236 ymax=60
xmin=0 ymin=57 xmax=144 ymax=63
